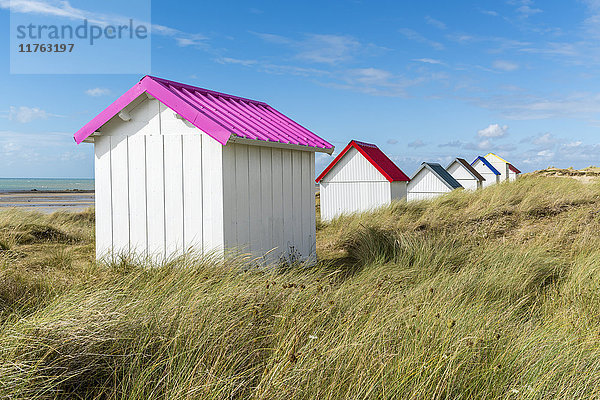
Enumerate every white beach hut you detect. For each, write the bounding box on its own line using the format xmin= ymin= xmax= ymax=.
xmin=471 ymin=156 xmax=501 ymax=188
xmin=446 ymin=158 xmax=485 ymax=190
xmin=74 ymin=76 xmax=334 ymax=261
xmin=316 ymin=140 xmax=410 ymax=222
xmin=407 ymin=162 xmax=463 ymax=201
xmin=484 ymin=153 xmax=521 ymax=182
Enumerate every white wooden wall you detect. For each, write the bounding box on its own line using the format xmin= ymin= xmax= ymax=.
xmin=94 ymin=96 xmax=224 ymax=260
xmin=221 ymin=143 xmax=316 ymax=261
xmin=485 ymin=155 xmax=510 ymax=182
xmin=391 ymin=181 xmax=408 ymax=201
xmin=472 ymin=160 xmax=500 ymax=188
xmin=447 ymin=162 xmax=480 ymax=190
xmin=319 ymin=147 xmax=406 ymax=221
xmin=320 ymin=181 xmax=392 ymax=221
xmin=407 ymin=168 xmax=452 ymax=201
xmin=508 ymin=170 xmax=518 ymax=181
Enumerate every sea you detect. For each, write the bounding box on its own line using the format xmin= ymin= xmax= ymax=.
xmin=0 ymin=178 xmax=94 ymax=192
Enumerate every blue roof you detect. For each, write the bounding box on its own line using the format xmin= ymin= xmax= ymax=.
xmin=471 ymin=156 xmax=501 ymax=175
xmin=421 ymin=162 xmax=463 ymax=190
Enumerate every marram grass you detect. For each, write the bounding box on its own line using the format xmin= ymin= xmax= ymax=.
xmin=2 ymin=176 xmax=600 ymax=398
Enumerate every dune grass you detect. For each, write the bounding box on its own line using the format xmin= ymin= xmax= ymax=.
xmin=2 ymin=176 xmax=600 ymax=398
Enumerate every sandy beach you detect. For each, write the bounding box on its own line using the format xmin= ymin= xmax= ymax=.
xmin=0 ymin=191 xmax=95 ymax=214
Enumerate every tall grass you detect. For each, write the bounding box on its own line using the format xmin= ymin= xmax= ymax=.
xmin=2 ymin=176 xmax=600 ymax=398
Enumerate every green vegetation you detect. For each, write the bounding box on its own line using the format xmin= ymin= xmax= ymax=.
xmin=2 ymin=176 xmax=600 ymax=399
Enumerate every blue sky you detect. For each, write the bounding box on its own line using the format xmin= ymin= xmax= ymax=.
xmin=1 ymin=0 xmax=600 ymax=178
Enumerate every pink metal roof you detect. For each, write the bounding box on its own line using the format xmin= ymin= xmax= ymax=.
xmin=316 ymin=140 xmax=410 ymax=183
xmin=74 ymin=76 xmax=334 ymax=153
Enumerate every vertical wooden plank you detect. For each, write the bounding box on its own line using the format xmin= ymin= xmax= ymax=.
xmin=271 ymin=148 xmax=284 ymax=256
xmin=221 ymin=144 xmax=237 ymax=249
xmin=183 ymin=135 xmax=203 ymax=253
xmin=146 ymin=135 xmax=166 ymax=259
xmin=300 ymin=151 xmax=311 ymax=257
xmin=319 ymin=183 xmax=327 ymax=222
xmin=260 ymin=147 xmax=273 ymax=255
xmin=202 ymin=136 xmax=224 ymax=253
xmin=281 ymin=149 xmax=293 ymax=257
xmin=164 ymin=135 xmax=184 ymax=257
xmin=94 ymin=136 xmax=113 ymax=259
xmin=310 ymin=152 xmax=316 ymax=258
xmin=291 ymin=151 xmax=303 ymax=257
xmin=235 ymin=144 xmax=250 ymax=252
xmin=110 ymin=136 xmax=130 ymax=255
xmin=248 ymin=146 xmax=262 ymax=253
xmin=128 ymin=135 xmax=147 ymax=256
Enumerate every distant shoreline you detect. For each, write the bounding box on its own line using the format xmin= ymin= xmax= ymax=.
xmin=0 ymin=190 xmax=95 ymax=194
xmin=0 ymin=178 xmax=95 ymax=193
xmin=0 ymin=190 xmax=95 ymax=214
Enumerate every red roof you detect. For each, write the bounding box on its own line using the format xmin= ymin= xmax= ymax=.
xmin=74 ymin=76 xmax=334 ymax=153
xmin=316 ymin=140 xmax=410 ymax=183
xmin=508 ymin=164 xmax=521 ymax=174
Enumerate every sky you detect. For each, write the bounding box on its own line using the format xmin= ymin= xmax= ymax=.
xmin=1 ymin=0 xmax=600 ymax=178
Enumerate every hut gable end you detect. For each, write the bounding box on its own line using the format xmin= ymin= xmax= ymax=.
xmin=322 ymin=147 xmax=388 ymax=183
xmin=407 ymin=162 xmax=462 ymax=201
xmin=446 ymin=158 xmax=484 ymax=190
xmin=317 ymin=140 xmax=409 ymax=221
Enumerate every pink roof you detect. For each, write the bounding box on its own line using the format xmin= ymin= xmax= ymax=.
xmin=74 ymin=76 xmax=334 ymax=153
xmin=316 ymin=140 xmax=410 ymax=183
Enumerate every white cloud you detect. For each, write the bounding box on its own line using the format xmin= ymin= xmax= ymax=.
xmin=564 ymin=141 xmax=582 ymax=147
xmin=297 ymin=34 xmax=361 ymax=64
xmin=408 ymin=139 xmax=426 ymax=148
xmin=516 ymin=5 xmax=542 ymax=16
xmin=425 ymin=16 xmax=446 ymax=30
xmin=439 ymin=140 xmax=463 ymax=148
xmin=477 ymin=124 xmax=509 ymax=138
xmin=413 ymin=58 xmax=443 ymax=64
xmin=399 ymin=28 xmax=445 ymax=50
xmin=174 ymin=34 xmax=207 ymax=47
xmin=387 ymin=139 xmax=399 ymax=144
xmin=252 ymin=32 xmax=293 ymax=45
xmin=327 ymin=68 xmax=446 ymax=97
xmin=492 ymin=60 xmax=519 ymax=71
xmin=85 ymin=87 xmax=111 ymax=97
xmin=475 ymin=92 xmax=600 ymax=120
xmin=531 ymin=133 xmax=556 ymax=146
xmin=1 ymin=142 xmax=22 ymax=157
xmin=8 ymin=106 xmax=58 ymax=123
xmin=481 ymin=10 xmax=500 ymax=16
xmin=537 ymin=149 xmax=554 ymax=157
xmin=216 ymin=57 xmax=258 ymax=66
xmin=253 ymin=32 xmax=369 ymax=64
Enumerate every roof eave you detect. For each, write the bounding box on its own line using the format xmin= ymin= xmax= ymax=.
xmin=472 ymin=157 xmax=501 ymax=175
xmin=229 ymin=136 xmax=334 ymax=154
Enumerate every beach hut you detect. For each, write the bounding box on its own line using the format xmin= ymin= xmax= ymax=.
xmin=484 ymin=153 xmax=521 ymax=182
xmin=316 ymin=140 xmax=410 ymax=221
xmin=407 ymin=162 xmax=463 ymax=201
xmin=446 ymin=158 xmax=485 ymax=190
xmin=471 ymin=156 xmax=501 ymax=188
xmin=74 ymin=75 xmax=334 ymax=261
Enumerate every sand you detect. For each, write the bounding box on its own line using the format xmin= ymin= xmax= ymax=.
xmin=0 ymin=191 xmax=95 ymax=214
